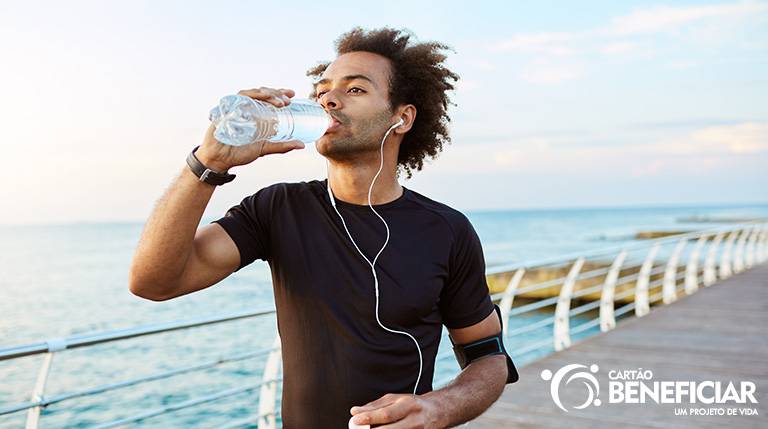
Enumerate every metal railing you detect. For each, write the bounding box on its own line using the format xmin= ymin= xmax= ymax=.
xmin=431 ymin=222 xmax=768 ymax=386
xmin=0 ymin=308 xmax=280 ymax=428
xmin=1 ymin=222 xmax=766 ymax=428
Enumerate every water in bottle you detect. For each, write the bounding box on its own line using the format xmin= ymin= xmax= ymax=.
xmin=209 ymin=94 xmax=332 ymax=146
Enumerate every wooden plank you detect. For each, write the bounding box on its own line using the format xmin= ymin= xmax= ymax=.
xmin=470 ymin=263 xmax=768 ymax=428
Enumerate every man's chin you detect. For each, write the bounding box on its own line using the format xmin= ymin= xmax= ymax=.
xmin=314 ymin=136 xmax=332 ymax=153
xmin=315 ymin=136 xmax=342 ymax=158
xmin=316 ymin=131 xmax=349 ymax=146
xmin=316 ymin=136 xmax=364 ymax=161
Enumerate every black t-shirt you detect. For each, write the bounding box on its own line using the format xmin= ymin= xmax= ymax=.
xmin=211 ymin=179 xmax=494 ymax=428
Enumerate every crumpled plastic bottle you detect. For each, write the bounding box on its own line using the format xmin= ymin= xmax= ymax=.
xmin=209 ymin=94 xmax=331 ymax=146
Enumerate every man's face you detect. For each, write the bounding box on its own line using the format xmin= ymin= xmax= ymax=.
xmin=313 ymin=51 xmax=397 ymax=160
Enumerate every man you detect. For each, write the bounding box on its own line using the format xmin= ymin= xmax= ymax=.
xmin=129 ymin=27 xmax=516 ymax=428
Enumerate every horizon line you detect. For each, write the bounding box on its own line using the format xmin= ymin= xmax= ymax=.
xmin=1 ymin=200 xmax=767 ymax=228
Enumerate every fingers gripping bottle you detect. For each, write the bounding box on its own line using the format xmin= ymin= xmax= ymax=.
xmin=209 ymin=94 xmax=332 ymax=146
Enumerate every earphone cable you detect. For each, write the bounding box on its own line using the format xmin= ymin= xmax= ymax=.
xmin=325 ymin=120 xmax=423 ymax=396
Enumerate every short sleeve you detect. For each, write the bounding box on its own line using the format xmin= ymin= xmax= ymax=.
xmin=439 ymin=216 xmax=495 ymax=329
xmin=210 ymin=187 xmax=275 ymax=271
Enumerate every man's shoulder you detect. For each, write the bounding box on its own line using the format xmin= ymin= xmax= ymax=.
xmin=406 ymin=188 xmax=473 ymax=233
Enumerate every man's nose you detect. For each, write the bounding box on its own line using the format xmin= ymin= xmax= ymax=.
xmin=319 ymin=90 xmax=342 ymax=110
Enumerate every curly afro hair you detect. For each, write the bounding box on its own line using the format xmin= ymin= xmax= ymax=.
xmin=306 ymin=27 xmax=459 ymax=179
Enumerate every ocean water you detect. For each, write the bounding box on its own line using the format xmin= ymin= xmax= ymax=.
xmin=1 ymin=203 xmax=766 ymax=428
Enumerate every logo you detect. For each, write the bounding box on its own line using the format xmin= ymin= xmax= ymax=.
xmin=540 ymin=363 xmax=601 ymax=412
xmin=540 ymin=364 xmax=759 ymax=417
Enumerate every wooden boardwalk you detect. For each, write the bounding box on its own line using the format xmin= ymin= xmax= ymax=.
xmin=473 ymin=263 xmax=768 ymax=429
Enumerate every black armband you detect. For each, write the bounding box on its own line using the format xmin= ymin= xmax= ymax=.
xmin=450 ymin=305 xmax=519 ymax=384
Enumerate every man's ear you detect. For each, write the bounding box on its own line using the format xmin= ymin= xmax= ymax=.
xmin=394 ymin=104 xmax=417 ymax=134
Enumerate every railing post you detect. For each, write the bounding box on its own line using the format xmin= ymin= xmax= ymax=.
xmin=758 ymin=226 xmax=768 ymax=264
xmin=25 ymin=353 xmax=55 ymax=429
xmin=761 ymin=224 xmax=768 ymax=262
xmin=663 ymin=238 xmax=687 ymax=304
xmin=745 ymin=227 xmax=759 ymax=269
xmin=499 ymin=269 xmax=526 ymax=336
xmin=763 ymin=225 xmax=768 ymax=263
xmin=636 ymin=243 xmax=660 ymax=317
xmin=703 ymin=231 xmax=724 ymax=286
xmin=719 ymin=230 xmax=738 ymax=279
xmin=685 ymin=234 xmax=707 ymax=294
xmin=600 ymin=250 xmax=627 ymax=332
xmin=733 ymin=227 xmax=750 ymax=274
xmin=763 ymin=226 xmax=768 ymax=263
xmin=554 ymin=257 xmax=585 ymax=351
xmin=258 ymin=334 xmax=282 ymax=429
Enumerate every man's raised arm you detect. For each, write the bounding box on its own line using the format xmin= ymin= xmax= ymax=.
xmin=128 ymin=87 xmax=304 ymax=301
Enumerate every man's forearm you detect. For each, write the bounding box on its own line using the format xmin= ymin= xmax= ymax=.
xmin=423 ymin=354 xmax=507 ymax=427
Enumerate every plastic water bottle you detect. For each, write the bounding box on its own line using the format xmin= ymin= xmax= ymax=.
xmin=209 ymin=94 xmax=332 ymax=146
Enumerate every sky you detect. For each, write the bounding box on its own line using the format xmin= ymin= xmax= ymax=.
xmin=0 ymin=0 xmax=766 ymax=225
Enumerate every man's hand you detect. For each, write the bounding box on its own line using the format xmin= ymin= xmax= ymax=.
xmin=350 ymin=393 xmax=442 ymax=428
xmin=197 ymin=87 xmax=305 ymax=172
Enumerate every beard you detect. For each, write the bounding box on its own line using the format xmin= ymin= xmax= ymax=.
xmin=317 ymin=107 xmax=393 ymax=162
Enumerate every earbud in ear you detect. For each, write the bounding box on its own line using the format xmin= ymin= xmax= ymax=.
xmin=397 ymin=118 xmax=405 ymax=127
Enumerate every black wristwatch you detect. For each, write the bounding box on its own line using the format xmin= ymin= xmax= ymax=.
xmin=186 ymin=145 xmax=236 ymax=186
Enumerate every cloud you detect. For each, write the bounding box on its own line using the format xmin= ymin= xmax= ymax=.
xmin=606 ymin=0 xmax=768 ymax=36
xmin=630 ymin=118 xmax=746 ymax=130
xmin=629 ymin=121 xmax=768 ymax=155
xmin=431 ymin=121 xmax=766 ymax=186
xmin=631 ymin=159 xmax=666 ymax=177
xmin=489 ymin=1 xmax=768 ymax=84
xmin=492 ymin=138 xmax=552 ymax=167
xmin=690 ymin=122 xmax=768 ymax=153
xmin=518 ymin=58 xmax=586 ymax=84
xmin=630 ymin=156 xmax=725 ymax=177
xmin=598 ymin=41 xmax=650 ymax=56
xmin=448 ymin=121 xmax=767 ymax=168
xmin=666 ymin=60 xmax=699 ymax=70
xmin=491 ymin=32 xmax=580 ymax=56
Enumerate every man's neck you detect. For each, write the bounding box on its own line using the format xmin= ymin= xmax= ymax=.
xmin=326 ymin=158 xmax=403 ymax=206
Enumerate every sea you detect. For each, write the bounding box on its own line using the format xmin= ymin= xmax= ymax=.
xmin=1 ymin=203 xmax=767 ymax=428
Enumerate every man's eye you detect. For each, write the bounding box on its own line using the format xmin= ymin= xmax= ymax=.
xmin=316 ymin=88 xmax=364 ymax=98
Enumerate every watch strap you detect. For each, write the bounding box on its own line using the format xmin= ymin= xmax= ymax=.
xmin=186 ymin=146 xmax=236 ymax=186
